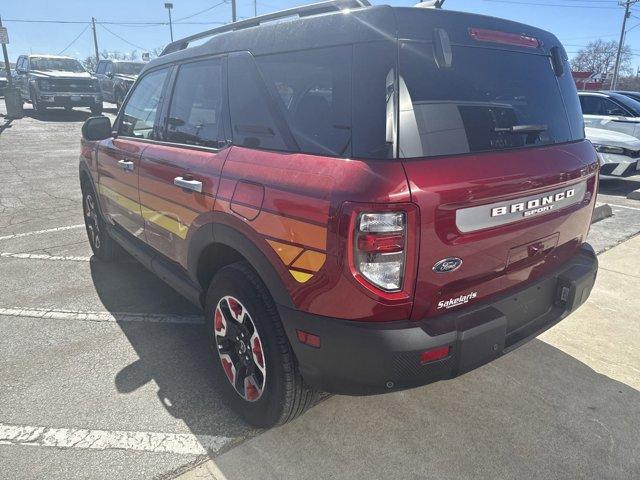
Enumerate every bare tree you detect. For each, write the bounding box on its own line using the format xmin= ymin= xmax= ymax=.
xmin=617 ymin=74 xmax=640 ymax=91
xmin=571 ymin=39 xmax=633 ymax=77
xmin=81 ymin=55 xmax=97 ymax=72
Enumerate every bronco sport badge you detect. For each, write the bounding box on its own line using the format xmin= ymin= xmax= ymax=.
xmin=455 ymin=181 xmax=587 ymax=233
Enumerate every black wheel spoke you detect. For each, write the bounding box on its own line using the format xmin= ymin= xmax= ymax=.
xmin=234 ymin=365 xmax=248 ymax=394
xmin=216 ymin=337 xmax=234 ymax=355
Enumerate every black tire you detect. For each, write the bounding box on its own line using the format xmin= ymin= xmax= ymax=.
xmin=90 ymin=102 xmax=103 ymax=115
xmin=81 ymin=180 xmax=122 ymax=261
xmin=206 ymin=262 xmax=318 ymax=427
xmin=30 ymin=88 xmax=46 ymax=114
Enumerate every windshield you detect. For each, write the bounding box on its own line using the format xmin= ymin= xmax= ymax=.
xmin=30 ymin=57 xmax=86 ymax=73
xmin=116 ymin=62 xmax=144 ymax=75
xmin=398 ymin=43 xmax=583 ymax=158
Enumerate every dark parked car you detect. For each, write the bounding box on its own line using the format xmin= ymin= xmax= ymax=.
xmin=95 ymin=60 xmax=145 ymax=109
xmin=13 ymin=54 xmax=102 ymax=114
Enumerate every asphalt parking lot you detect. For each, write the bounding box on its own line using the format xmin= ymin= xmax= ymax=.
xmin=1 ymin=98 xmax=639 ymax=479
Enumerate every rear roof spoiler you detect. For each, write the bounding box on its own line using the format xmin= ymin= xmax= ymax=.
xmin=160 ymin=0 xmax=371 ymax=56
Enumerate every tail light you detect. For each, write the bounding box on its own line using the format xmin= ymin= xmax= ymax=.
xmin=355 ymin=212 xmax=407 ymax=291
xmin=344 ymin=203 xmax=419 ymax=302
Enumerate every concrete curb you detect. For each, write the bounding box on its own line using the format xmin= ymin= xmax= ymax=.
xmin=592 ymin=204 xmax=613 ymax=224
xmin=627 ymin=189 xmax=640 ymax=201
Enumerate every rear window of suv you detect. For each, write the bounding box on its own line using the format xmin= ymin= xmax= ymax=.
xmin=397 ymin=43 xmax=583 ymax=158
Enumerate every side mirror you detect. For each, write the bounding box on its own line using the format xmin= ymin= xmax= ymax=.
xmin=82 ymin=116 xmax=112 ymax=141
xmin=106 ymin=72 xmax=114 ymax=79
xmin=16 ymin=68 xmax=25 ymax=74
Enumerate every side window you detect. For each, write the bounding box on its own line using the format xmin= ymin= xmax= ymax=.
xmin=580 ymin=96 xmax=604 ymax=115
xmin=96 ymin=61 xmax=105 ymax=75
xmin=165 ymin=58 xmax=224 ymax=148
xmin=603 ymin=98 xmax=631 ymax=117
xmin=228 ymin=53 xmax=289 ymax=151
xmin=17 ymin=57 xmax=26 ymax=71
xmin=255 ymin=46 xmax=352 ymax=157
xmin=118 ymin=68 xmax=169 ymax=140
xmin=105 ymin=62 xmax=114 ymax=76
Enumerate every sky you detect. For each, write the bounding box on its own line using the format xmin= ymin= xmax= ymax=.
xmin=1 ymin=0 xmax=639 ymax=70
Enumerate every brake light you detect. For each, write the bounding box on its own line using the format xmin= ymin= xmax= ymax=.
xmin=355 ymin=212 xmax=406 ymax=291
xmin=469 ymin=27 xmax=539 ymax=48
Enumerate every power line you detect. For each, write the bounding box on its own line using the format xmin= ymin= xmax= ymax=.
xmin=98 ymin=23 xmax=149 ymax=51
xmin=482 ymin=0 xmax=621 ymax=8
xmin=2 ymin=18 xmax=226 ymax=26
xmin=172 ymin=1 xmax=228 ymax=22
xmin=58 ymin=24 xmax=91 ymax=55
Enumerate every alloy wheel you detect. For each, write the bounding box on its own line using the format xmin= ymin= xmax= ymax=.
xmin=84 ymin=193 xmax=101 ymax=250
xmin=213 ymin=295 xmax=266 ymax=402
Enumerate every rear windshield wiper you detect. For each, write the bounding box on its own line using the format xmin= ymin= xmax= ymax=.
xmin=493 ymin=124 xmax=548 ymax=134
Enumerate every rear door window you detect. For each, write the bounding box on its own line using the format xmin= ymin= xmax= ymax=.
xmin=228 ymin=53 xmax=290 ymax=152
xmin=255 ymin=46 xmax=352 ymax=157
xmin=118 ymin=68 xmax=169 ymax=140
xmin=165 ymin=58 xmax=225 ymax=148
xmin=398 ymin=43 xmax=581 ymax=158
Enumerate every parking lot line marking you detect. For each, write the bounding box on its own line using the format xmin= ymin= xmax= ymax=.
xmin=607 ymin=203 xmax=640 ymax=212
xmin=0 ymin=422 xmax=232 ymax=456
xmin=0 ymin=252 xmax=91 ymax=262
xmin=0 ymin=307 xmax=204 ymax=325
xmin=0 ymin=224 xmax=84 ymax=241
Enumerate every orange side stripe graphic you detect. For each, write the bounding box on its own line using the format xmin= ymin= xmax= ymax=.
xmin=214 ymin=200 xmax=326 ymax=251
xmin=291 ymin=250 xmax=326 ymax=272
xmin=266 ymin=240 xmax=303 ymax=265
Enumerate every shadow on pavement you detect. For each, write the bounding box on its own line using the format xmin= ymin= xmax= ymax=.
xmin=89 ymin=258 xmax=257 ymax=439
xmin=0 ymin=117 xmax=12 ymax=136
xmin=599 ymin=176 xmax=640 ymax=198
xmin=89 ymin=258 xmax=640 ymax=479
xmin=210 ymin=340 xmax=640 ymax=479
xmin=22 ymin=106 xmax=94 ymax=123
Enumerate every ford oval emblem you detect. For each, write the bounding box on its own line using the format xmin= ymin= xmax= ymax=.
xmin=432 ymin=257 xmax=463 ymax=273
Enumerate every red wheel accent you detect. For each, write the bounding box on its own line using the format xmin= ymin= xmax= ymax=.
xmin=214 ymin=308 xmax=225 ymax=335
xmin=252 ymin=336 xmax=264 ymax=368
xmin=220 ymin=355 xmax=236 ymax=384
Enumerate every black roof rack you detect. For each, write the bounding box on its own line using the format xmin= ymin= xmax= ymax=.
xmin=160 ymin=0 xmax=371 ymax=56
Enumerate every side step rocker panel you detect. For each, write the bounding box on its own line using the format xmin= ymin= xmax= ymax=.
xmin=107 ymin=225 xmax=204 ymax=309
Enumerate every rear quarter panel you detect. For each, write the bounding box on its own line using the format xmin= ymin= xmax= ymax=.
xmin=215 ymin=146 xmax=412 ymax=321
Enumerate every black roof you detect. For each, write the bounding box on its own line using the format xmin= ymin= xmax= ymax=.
xmin=144 ymin=3 xmax=562 ymax=72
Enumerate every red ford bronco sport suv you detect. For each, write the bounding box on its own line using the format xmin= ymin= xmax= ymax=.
xmin=79 ymin=0 xmax=599 ymax=427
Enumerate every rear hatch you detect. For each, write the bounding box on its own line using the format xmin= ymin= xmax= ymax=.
xmin=393 ymin=9 xmax=599 ymax=322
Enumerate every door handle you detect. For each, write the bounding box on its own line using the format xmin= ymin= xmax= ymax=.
xmin=174 ymin=176 xmax=203 ymax=193
xmin=118 ymin=159 xmax=135 ymax=172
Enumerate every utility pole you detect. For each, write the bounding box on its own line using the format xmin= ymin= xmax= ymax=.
xmin=0 ymin=15 xmax=13 ymax=88
xmin=164 ymin=3 xmax=174 ymax=42
xmin=612 ymin=0 xmax=637 ymax=89
xmin=254 ymin=0 xmax=257 ymax=17
xmin=232 ymin=0 xmax=237 ymax=22
xmin=91 ymin=17 xmax=100 ymax=69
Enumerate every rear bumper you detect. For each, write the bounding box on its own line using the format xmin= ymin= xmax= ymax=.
xmin=279 ymin=243 xmax=598 ymax=395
